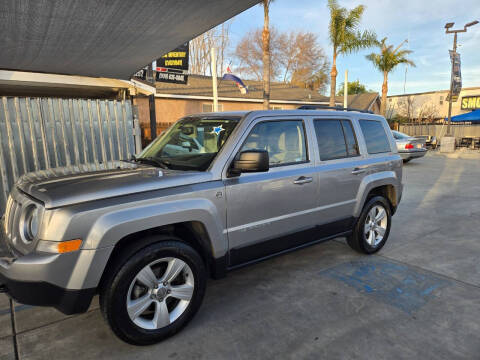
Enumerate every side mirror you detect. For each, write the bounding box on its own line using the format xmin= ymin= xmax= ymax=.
xmin=229 ymin=150 xmax=269 ymax=176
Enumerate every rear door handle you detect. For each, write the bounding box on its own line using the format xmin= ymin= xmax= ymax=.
xmin=293 ymin=176 xmax=313 ymax=185
xmin=351 ymin=168 xmax=366 ymax=175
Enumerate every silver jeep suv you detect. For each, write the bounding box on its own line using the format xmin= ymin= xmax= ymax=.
xmin=0 ymin=109 xmax=402 ymax=345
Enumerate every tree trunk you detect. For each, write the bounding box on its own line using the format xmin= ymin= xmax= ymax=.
xmin=381 ymin=71 xmax=388 ymax=116
xmin=329 ymin=51 xmax=337 ymax=107
xmin=262 ymin=0 xmax=270 ymax=110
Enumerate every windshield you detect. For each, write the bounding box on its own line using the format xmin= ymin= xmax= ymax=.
xmin=138 ymin=116 xmax=239 ymax=171
xmin=392 ymin=130 xmax=411 ymax=140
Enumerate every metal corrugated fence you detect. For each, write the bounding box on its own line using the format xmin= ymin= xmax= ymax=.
xmin=0 ymin=97 xmax=135 ymax=213
xmin=399 ymin=123 xmax=480 ymax=138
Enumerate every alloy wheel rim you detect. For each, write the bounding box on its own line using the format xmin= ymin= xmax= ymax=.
xmin=364 ymin=205 xmax=388 ymax=247
xmin=126 ymin=257 xmax=194 ymax=330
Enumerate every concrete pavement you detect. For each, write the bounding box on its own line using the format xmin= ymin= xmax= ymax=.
xmin=1 ymin=152 xmax=480 ymax=359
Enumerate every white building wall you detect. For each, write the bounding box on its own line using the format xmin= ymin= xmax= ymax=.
xmin=387 ymin=87 xmax=480 ymax=120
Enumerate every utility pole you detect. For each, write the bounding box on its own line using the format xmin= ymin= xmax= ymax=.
xmin=262 ymin=0 xmax=271 ymax=110
xmin=344 ymin=70 xmax=348 ymax=109
xmin=211 ymin=47 xmax=219 ymax=112
xmin=444 ymin=21 xmax=478 ymax=136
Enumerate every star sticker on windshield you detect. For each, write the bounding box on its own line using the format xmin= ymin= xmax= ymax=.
xmin=211 ymin=125 xmax=225 ymax=136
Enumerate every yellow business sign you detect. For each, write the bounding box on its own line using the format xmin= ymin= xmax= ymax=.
xmin=461 ymin=95 xmax=480 ymax=110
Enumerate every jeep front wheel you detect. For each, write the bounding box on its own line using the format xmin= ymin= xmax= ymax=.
xmin=100 ymin=239 xmax=206 ymax=345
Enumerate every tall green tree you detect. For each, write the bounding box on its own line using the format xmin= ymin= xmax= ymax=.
xmin=262 ymin=0 xmax=273 ymax=110
xmin=366 ymin=37 xmax=415 ymax=116
xmin=337 ymin=80 xmax=368 ymax=95
xmin=327 ymin=0 xmax=377 ymax=107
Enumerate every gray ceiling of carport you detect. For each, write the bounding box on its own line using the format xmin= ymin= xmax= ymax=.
xmin=0 ymin=0 xmax=260 ymax=79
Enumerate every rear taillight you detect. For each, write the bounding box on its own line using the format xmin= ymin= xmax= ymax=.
xmin=405 ymin=143 xmax=414 ymax=149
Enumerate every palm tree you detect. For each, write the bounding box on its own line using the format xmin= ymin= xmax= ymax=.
xmin=327 ymin=0 xmax=377 ymax=107
xmin=366 ymin=38 xmax=415 ymax=116
xmin=262 ymin=0 xmax=273 ymax=110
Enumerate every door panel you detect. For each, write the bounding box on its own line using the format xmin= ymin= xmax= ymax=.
xmin=316 ymin=159 xmax=365 ymax=224
xmin=226 ymin=165 xmax=317 ymax=245
xmin=225 ymin=119 xmax=318 ymax=266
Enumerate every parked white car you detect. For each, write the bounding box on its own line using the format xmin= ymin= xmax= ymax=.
xmin=392 ymin=130 xmax=427 ymax=163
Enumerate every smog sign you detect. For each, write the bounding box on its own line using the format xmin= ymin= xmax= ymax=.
xmin=461 ymin=95 xmax=480 ymax=110
xmin=155 ymin=42 xmax=189 ymax=84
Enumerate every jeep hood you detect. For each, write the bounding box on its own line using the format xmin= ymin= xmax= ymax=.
xmin=16 ymin=161 xmax=213 ymax=208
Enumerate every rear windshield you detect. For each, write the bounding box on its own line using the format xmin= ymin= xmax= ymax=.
xmin=392 ymin=130 xmax=411 ymax=140
xmin=359 ymin=120 xmax=391 ymax=154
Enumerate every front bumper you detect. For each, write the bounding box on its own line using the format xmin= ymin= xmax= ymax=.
xmin=0 ymin=270 xmax=95 ymax=314
xmin=0 ymin=220 xmax=98 ymax=315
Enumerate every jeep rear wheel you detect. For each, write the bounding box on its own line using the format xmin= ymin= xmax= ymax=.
xmin=347 ymin=196 xmax=392 ymax=254
xmin=100 ymin=239 xmax=206 ymax=345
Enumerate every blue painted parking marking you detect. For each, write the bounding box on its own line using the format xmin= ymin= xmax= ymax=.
xmin=320 ymin=258 xmax=450 ymax=314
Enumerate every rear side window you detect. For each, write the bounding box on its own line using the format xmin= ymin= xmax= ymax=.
xmin=314 ymin=119 xmax=359 ymax=161
xmin=359 ymin=120 xmax=391 ymax=154
xmin=342 ymin=120 xmax=359 ymax=157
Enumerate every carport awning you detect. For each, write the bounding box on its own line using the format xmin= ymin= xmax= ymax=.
xmin=449 ymin=110 xmax=480 ymax=122
xmin=0 ymin=0 xmax=260 ymax=79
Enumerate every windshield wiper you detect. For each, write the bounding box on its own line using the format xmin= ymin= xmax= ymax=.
xmin=134 ymin=156 xmax=170 ymax=170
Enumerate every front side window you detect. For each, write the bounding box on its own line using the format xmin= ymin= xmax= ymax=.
xmin=359 ymin=120 xmax=391 ymax=154
xmin=138 ymin=116 xmax=239 ymax=171
xmin=314 ymin=119 xmax=359 ymax=161
xmin=240 ymin=120 xmax=307 ymax=166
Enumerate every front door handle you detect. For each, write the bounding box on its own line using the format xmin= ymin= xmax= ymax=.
xmin=293 ymin=176 xmax=313 ymax=185
xmin=351 ymin=167 xmax=366 ymax=175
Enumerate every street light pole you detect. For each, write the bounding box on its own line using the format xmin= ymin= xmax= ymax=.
xmin=444 ymin=20 xmax=478 ymax=137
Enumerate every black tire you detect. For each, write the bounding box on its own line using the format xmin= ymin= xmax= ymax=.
xmin=346 ymin=196 xmax=392 ymax=254
xmin=100 ymin=237 xmax=206 ymax=345
xmin=403 ymin=159 xmax=411 ymax=163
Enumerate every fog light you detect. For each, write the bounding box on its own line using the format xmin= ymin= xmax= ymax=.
xmin=37 ymin=239 xmax=83 ymax=253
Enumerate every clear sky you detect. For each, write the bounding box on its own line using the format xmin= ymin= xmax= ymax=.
xmin=225 ymin=0 xmax=480 ymax=96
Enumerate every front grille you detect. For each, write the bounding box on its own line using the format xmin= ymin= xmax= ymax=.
xmin=2 ymin=189 xmax=41 ymax=256
xmin=0 ymin=217 xmax=12 ymax=257
xmin=3 ymin=193 xmax=22 ymax=257
xmin=4 ymin=195 xmax=20 ymax=239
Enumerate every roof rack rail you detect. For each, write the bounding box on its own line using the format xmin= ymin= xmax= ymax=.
xmin=297 ymin=104 xmax=373 ymax=114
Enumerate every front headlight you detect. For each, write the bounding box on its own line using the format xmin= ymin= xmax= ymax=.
xmin=21 ymin=205 xmax=39 ymax=243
